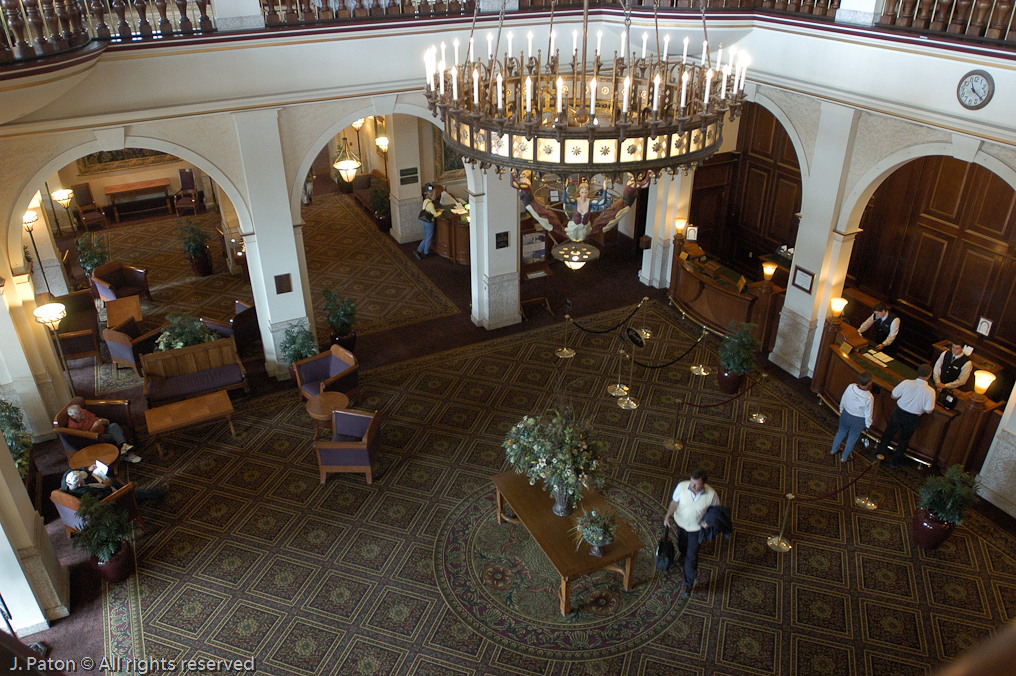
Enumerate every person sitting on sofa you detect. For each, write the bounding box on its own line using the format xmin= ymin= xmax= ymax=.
xmin=66 ymin=403 xmax=141 ymax=463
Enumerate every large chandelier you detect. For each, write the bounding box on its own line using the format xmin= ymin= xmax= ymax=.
xmin=423 ymin=0 xmax=749 ymax=180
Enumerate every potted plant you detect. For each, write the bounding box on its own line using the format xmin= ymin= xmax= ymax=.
xmin=279 ymin=324 xmax=319 ymax=379
xmin=572 ymin=508 xmax=617 ymax=557
xmin=717 ymin=321 xmax=761 ymax=394
xmin=322 ymin=286 xmax=357 ymax=351
xmin=368 ymin=178 xmax=391 ymax=231
xmin=76 ymin=234 xmax=110 ymax=298
xmin=179 ymin=220 xmax=213 ymax=277
xmin=155 ymin=314 xmax=219 ymax=351
xmin=72 ymin=493 xmax=134 ymax=583
xmin=0 ymin=399 xmax=31 ymax=479
xmin=502 ymin=408 xmax=606 ymax=516
xmin=913 ymin=465 xmax=978 ymax=549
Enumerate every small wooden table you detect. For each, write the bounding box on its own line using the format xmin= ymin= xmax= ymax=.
xmin=105 ymin=178 xmax=173 ymax=222
xmin=306 ymin=391 xmax=350 ymax=440
xmin=69 ymin=443 xmax=119 ymax=473
xmin=105 ymin=295 xmax=142 ymax=328
xmin=491 ymin=471 xmax=643 ymax=615
xmin=145 ymin=390 xmax=235 ymax=456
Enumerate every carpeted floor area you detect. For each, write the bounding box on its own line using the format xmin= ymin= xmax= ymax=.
xmin=101 ymin=301 xmax=1016 ymax=675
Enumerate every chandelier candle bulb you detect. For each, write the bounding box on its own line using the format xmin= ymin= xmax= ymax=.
xmin=469 ymin=36 xmax=473 ymax=62
xmin=550 ymin=30 xmax=556 ymax=56
xmin=642 ymin=31 xmax=648 ymax=58
xmin=473 ymin=69 xmax=479 ymax=105
xmin=663 ymin=34 xmax=670 ymax=61
xmin=589 ymin=77 xmax=597 ymax=116
xmin=453 ymin=38 xmax=459 ymax=64
xmin=652 ymin=74 xmax=661 ymax=112
xmin=703 ymin=69 xmax=713 ymax=107
xmin=720 ymin=65 xmax=730 ymax=100
xmin=452 ymin=66 xmax=458 ymax=103
xmin=682 ymin=36 xmax=689 ymax=63
xmin=728 ymin=46 xmax=736 ymax=70
xmin=701 ymin=40 xmax=707 ymax=66
xmin=596 ymin=30 xmax=602 ymax=56
xmin=680 ymin=70 xmax=689 ymax=111
xmin=487 ymin=32 xmax=493 ymax=59
xmin=622 ymin=75 xmax=630 ymax=113
xmin=496 ymin=73 xmax=503 ymax=111
xmin=557 ymin=76 xmax=564 ymax=114
xmin=439 ymin=61 xmax=445 ymax=96
xmin=526 ymin=76 xmax=532 ymax=114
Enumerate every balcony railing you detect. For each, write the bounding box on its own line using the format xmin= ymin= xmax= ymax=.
xmin=1 ymin=0 xmax=1012 ymax=67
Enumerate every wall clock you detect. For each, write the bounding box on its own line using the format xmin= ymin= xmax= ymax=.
xmin=957 ymin=70 xmax=994 ymax=110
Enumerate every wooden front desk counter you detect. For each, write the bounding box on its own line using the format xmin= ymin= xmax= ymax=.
xmin=817 ymin=343 xmax=1002 ymax=471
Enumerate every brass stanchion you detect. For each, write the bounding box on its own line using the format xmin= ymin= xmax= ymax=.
xmin=555 ymin=314 xmax=576 ymax=359
xmin=767 ymin=493 xmax=794 ymax=552
xmin=854 ymin=454 xmax=884 ymax=511
xmin=690 ymin=326 xmax=712 ymax=376
xmin=663 ymin=397 xmax=685 ymax=451
xmin=749 ymin=372 xmax=770 ymax=424
xmin=617 ymin=327 xmax=643 ymax=410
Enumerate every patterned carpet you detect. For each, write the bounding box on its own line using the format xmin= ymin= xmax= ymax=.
xmin=95 ymin=192 xmax=458 ymax=356
xmin=107 ymin=302 xmax=1016 ymax=675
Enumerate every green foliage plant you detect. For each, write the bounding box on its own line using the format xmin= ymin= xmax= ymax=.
xmin=0 ymin=399 xmax=31 ymax=478
xmin=279 ymin=325 xmax=319 ymax=363
xmin=322 ymin=287 xmax=357 ymax=336
xmin=719 ymin=321 xmax=761 ymax=375
xmin=155 ymin=314 xmax=219 ymax=351
xmin=572 ymin=508 xmax=618 ymax=549
xmin=502 ymin=408 xmax=606 ymax=503
xmin=75 ymin=234 xmax=109 ymax=276
xmin=918 ymin=464 xmax=979 ymax=525
xmin=178 ymin=220 xmax=210 ymax=261
xmin=368 ymin=178 xmax=390 ymax=214
xmin=72 ymin=493 xmax=131 ymax=563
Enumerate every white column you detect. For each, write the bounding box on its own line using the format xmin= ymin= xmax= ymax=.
xmin=835 ymin=0 xmax=881 ymax=26
xmin=770 ymin=102 xmax=860 ymax=378
xmin=465 ymin=166 xmax=521 ymax=329
xmin=388 ymin=116 xmax=424 ymax=245
xmin=0 ymin=437 xmax=69 ymax=634
xmin=211 ymin=0 xmax=266 ymax=30
xmin=232 ymin=109 xmax=309 ymax=377
xmin=978 ymin=389 xmax=1016 ymax=518
xmin=640 ymin=173 xmax=693 ymax=289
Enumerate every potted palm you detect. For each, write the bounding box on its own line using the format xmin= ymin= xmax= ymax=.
xmin=279 ymin=325 xmax=318 ymax=379
xmin=322 ymin=286 xmax=357 ymax=351
xmin=913 ymin=465 xmax=978 ymax=549
xmin=368 ymin=178 xmax=391 ymax=231
xmin=179 ymin=220 xmax=213 ymax=277
xmin=72 ymin=493 xmax=134 ymax=583
xmin=155 ymin=314 xmax=219 ymax=351
xmin=717 ymin=321 xmax=760 ymax=394
xmin=0 ymin=399 xmax=31 ymax=479
xmin=76 ymin=234 xmax=109 ymax=298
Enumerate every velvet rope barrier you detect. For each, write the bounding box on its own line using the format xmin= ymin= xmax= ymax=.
xmin=571 ymin=298 xmax=647 ymax=334
xmin=633 ymin=331 xmax=705 ymax=369
xmin=795 ymin=463 xmax=875 ymax=502
xmin=680 ymin=375 xmax=765 ymax=409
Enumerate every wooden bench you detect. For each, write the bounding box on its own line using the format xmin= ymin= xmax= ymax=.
xmin=141 ymin=336 xmax=247 ymax=406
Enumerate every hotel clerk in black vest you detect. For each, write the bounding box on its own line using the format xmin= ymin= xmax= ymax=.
xmin=858 ymin=302 xmax=901 ymax=356
xmin=933 ymin=341 xmax=972 ymax=391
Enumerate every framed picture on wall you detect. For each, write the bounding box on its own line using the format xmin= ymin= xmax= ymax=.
xmin=433 ymin=130 xmax=465 ymax=182
xmin=792 ymin=266 xmax=815 ymax=294
xmin=685 ymin=226 xmax=699 ymax=242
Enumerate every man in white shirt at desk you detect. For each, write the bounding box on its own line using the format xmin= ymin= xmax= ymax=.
xmin=875 ymin=364 xmax=936 ymax=469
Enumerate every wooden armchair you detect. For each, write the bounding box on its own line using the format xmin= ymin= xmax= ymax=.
xmin=91 ymin=262 xmax=153 ymax=303
xmin=53 ymin=396 xmax=134 ymax=454
xmin=50 ymin=482 xmax=142 ymax=537
xmin=314 ymin=409 xmax=380 ymax=484
xmin=70 ymin=183 xmax=107 ymax=231
xmin=293 ymin=345 xmax=359 ymax=400
xmin=102 ymin=317 xmax=164 ymax=376
xmin=175 ymin=168 xmax=200 ymax=215
xmin=49 ymin=289 xmax=102 ymax=363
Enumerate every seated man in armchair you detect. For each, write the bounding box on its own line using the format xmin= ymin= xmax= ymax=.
xmin=62 ymin=467 xmax=162 ymax=502
xmin=66 ymin=403 xmax=141 ymax=463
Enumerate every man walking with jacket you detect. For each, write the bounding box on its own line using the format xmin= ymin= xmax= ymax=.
xmin=664 ymin=469 xmax=719 ymax=599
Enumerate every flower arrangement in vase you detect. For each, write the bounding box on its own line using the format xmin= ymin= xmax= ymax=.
xmin=572 ymin=508 xmax=617 ymax=557
xmin=502 ymin=408 xmax=606 ymax=516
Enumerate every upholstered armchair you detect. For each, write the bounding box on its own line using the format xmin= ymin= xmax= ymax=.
xmin=53 ymin=396 xmax=135 ymax=454
xmin=91 ymin=262 xmax=153 ymax=303
xmin=314 ymin=409 xmax=380 ymax=484
xmin=102 ymin=317 xmax=164 ymax=376
xmin=70 ymin=183 xmax=107 ymax=231
xmin=49 ymin=289 xmax=102 ymax=363
xmin=293 ymin=345 xmax=359 ymax=400
xmin=175 ymin=168 xmax=200 ymax=215
xmin=201 ymin=300 xmax=259 ymax=355
xmin=50 ymin=483 xmax=142 ymax=537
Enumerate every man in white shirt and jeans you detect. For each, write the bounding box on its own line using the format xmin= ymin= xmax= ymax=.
xmin=875 ymin=363 xmax=936 ymax=468
xmin=664 ymin=469 xmax=719 ymax=600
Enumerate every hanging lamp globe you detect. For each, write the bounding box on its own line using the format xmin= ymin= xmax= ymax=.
xmin=332 ymin=138 xmax=362 ymax=183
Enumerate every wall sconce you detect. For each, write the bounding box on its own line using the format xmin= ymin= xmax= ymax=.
xmin=830 ymin=297 xmax=848 ymax=318
xmin=34 ymin=302 xmax=74 ymax=395
xmin=973 ymin=369 xmax=996 ymax=400
xmin=762 ymin=262 xmax=777 ymax=281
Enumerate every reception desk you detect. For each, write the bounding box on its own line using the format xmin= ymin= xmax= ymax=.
xmin=434 ymin=210 xmax=470 ymax=265
xmin=668 ymin=242 xmax=785 ymax=352
xmin=816 ymin=339 xmax=1003 ymax=472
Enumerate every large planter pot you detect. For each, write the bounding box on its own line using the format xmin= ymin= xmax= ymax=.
xmin=90 ymin=541 xmax=135 ymax=584
xmin=373 ymin=211 xmax=391 ymax=232
xmin=190 ymin=250 xmax=214 ymax=277
xmin=912 ymin=508 xmax=955 ymax=549
xmin=332 ymin=330 xmax=357 ymax=353
xmin=717 ymin=370 xmax=745 ymax=395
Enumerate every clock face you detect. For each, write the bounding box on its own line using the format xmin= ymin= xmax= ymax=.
xmin=957 ymin=70 xmax=994 ymax=110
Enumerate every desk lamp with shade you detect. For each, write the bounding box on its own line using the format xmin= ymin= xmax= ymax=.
xmin=34 ymin=303 xmax=74 ymax=396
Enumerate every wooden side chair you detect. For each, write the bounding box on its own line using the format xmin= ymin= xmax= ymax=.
xmin=293 ymin=345 xmax=359 ymax=400
xmin=314 ymin=409 xmax=380 ymax=484
xmin=175 ymin=168 xmax=200 ymax=215
xmin=70 ymin=183 xmax=107 ymax=231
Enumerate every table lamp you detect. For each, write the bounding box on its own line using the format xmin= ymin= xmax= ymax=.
xmin=973 ymin=370 xmax=996 ymax=401
xmin=830 ymin=297 xmax=848 ymax=318
xmin=762 ymin=262 xmax=777 ymax=281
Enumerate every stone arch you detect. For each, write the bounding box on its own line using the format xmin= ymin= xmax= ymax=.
xmin=747 ymin=90 xmax=811 ymax=180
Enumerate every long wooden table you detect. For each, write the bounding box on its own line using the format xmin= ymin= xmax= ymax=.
xmin=145 ymin=390 xmax=235 ymax=456
xmin=105 ymin=178 xmax=173 ymax=222
xmin=491 ymin=471 xmax=643 ymax=615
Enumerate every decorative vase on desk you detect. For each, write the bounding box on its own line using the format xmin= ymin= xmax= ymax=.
xmin=552 ymin=487 xmax=574 ymax=517
xmin=573 ymin=509 xmax=617 ymax=557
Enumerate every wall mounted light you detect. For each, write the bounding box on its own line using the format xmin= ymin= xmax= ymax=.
xmin=830 ymin=297 xmax=848 ymax=318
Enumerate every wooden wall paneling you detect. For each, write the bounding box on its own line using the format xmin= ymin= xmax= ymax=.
xmin=747 ymin=105 xmax=778 ymax=159
xmin=771 ymin=177 xmax=802 ymax=243
xmin=988 ymin=263 xmax=1016 ymax=353
xmin=742 ymin=168 xmax=770 ymax=234
xmin=777 ymin=133 xmax=800 ymax=171
xmin=924 ymin=156 xmax=970 ymax=224
xmin=896 ymin=228 xmax=949 ymax=315
xmin=942 ymin=243 xmax=1005 ymax=326
xmin=690 ymin=158 xmax=736 ymax=255
xmin=967 ymin=170 xmax=1016 ymax=246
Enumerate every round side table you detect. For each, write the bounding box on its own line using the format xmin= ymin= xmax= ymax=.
xmin=306 ymin=392 xmax=350 ymax=440
xmin=69 ymin=443 xmax=120 ymax=473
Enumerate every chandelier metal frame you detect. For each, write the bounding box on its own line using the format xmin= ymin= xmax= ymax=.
xmin=424 ymin=0 xmax=749 ymax=180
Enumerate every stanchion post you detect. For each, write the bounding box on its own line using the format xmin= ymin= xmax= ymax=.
xmin=767 ymin=493 xmax=794 ymax=552
xmin=690 ymin=326 xmax=712 ymax=376
xmin=555 ymin=314 xmax=576 ymax=359
xmin=854 ymin=454 xmax=884 ymax=510
xmin=663 ymin=397 xmax=685 ymax=451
